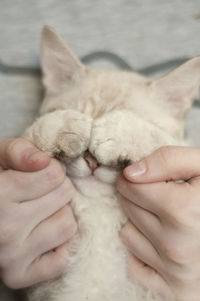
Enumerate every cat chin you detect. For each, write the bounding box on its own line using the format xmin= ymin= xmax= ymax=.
xmin=71 ymin=175 xmax=116 ymax=198
xmin=93 ymin=166 xmax=120 ymax=184
xmin=66 ymin=156 xmax=91 ymax=178
xmin=66 ymin=156 xmax=120 ymax=185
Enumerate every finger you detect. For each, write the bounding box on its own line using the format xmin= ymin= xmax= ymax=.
xmin=117 ymin=175 xmax=187 ymax=217
xmin=121 ymin=197 xmax=161 ymax=245
xmin=121 ymin=222 xmax=162 ymax=271
xmin=26 ymin=205 xmax=77 ymax=258
xmin=0 ymin=138 xmax=50 ymax=172
xmin=127 ymin=255 xmax=173 ymax=300
xmin=18 ymin=242 xmax=70 ymax=288
xmin=123 ymin=146 xmax=200 ymax=183
xmin=0 ymin=159 xmax=66 ymax=202
xmin=21 ymin=178 xmax=74 ymax=228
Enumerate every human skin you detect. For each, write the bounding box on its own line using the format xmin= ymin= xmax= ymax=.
xmin=2 ymin=138 xmax=199 ymax=300
xmin=117 ymin=146 xmax=200 ymax=301
xmin=0 ymin=138 xmax=77 ymax=289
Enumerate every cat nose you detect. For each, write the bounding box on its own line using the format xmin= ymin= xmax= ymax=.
xmin=84 ymin=151 xmax=98 ymax=173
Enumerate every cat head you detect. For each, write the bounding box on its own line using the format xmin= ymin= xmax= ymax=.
xmin=40 ymin=27 xmax=200 ymax=139
xmin=37 ymin=26 xmax=200 ymax=183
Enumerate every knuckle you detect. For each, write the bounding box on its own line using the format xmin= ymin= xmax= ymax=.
xmin=0 ymin=221 xmax=20 ymax=244
xmin=0 ymin=254 xmax=24 ymax=289
xmin=120 ymin=223 xmax=133 ymax=248
xmin=157 ymin=146 xmax=176 ymax=168
xmin=55 ymin=253 xmax=68 ymax=274
xmin=59 ymin=218 xmax=77 ymax=241
xmin=175 ymin=207 xmax=191 ymax=227
xmin=59 ymin=221 xmax=70 ymax=238
xmin=68 ymin=218 xmax=77 ymax=238
xmin=6 ymin=138 xmax=24 ymax=158
xmin=54 ymin=181 xmax=74 ymax=208
xmin=157 ymin=146 xmax=183 ymax=179
xmin=43 ymin=160 xmax=65 ymax=188
xmin=117 ymin=176 xmax=129 ymax=196
xmin=63 ymin=179 xmax=75 ymax=201
xmin=164 ymin=192 xmax=192 ymax=227
xmin=2 ymin=272 xmax=24 ymax=289
xmin=160 ymin=238 xmax=189 ymax=265
xmin=8 ymin=170 xmax=27 ymax=190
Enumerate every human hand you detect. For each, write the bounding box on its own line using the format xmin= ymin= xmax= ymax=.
xmin=117 ymin=146 xmax=200 ymax=301
xmin=0 ymin=138 xmax=76 ymax=289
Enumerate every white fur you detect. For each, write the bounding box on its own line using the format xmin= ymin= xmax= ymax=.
xmin=24 ymin=109 xmax=177 ymax=301
xmin=23 ymin=27 xmax=200 ymax=301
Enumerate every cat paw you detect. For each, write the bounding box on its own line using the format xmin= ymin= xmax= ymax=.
xmin=90 ymin=139 xmax=130 ymax=168
xmin=89 ymin=113 xmax=131 ymax=168
xmin=23 ymin=110 xmax=92 ymax=160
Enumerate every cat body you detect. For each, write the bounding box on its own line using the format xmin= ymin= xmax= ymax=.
xmin=24 ymin=27 xmax=200 ymax=301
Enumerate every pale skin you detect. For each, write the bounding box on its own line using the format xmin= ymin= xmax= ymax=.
xmin=0 ymin=138 xmax=77 ymax=289
xmin=117 ymin=146 xmax=200 ymax=301
xmin=1 ymin=140 xmax=200 ymax=300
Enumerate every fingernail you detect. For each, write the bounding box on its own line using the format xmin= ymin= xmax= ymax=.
xmin=125 ymin=161 xmax=146 ymax=177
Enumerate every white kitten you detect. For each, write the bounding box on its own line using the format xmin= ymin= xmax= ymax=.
xmin=23 ymin=26 xmax=200 ymax=301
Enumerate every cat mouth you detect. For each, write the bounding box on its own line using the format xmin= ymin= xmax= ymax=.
xmin=56 ymin=149 xmax=131 ymax=183
xmin=83 ymin=150 xmax=99 ymax=174
xmin=83 ymin=150 xmax=131 ymax=173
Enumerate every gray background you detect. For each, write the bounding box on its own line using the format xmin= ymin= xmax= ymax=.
xmin=0 ymin=0 xmax=200 ymax=300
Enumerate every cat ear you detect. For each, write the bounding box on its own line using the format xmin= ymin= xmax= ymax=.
xmin=150 ymin=57 xmax=200 ymax=119
xmin=40 ymin=26 xmax=84 ymax=94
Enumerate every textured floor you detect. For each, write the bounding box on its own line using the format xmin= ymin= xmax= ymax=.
xmin=0 ymin=1 xmax=200 ymax=299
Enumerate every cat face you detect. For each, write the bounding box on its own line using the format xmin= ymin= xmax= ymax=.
xmin=64 ymin=108 xmax=177 ymax=184
xmin=25 ymin=27 xmax=200 ymax=184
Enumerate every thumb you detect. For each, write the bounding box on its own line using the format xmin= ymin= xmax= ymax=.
xmin=123 ymin=146 xmax=200 ymax=183
xmin=0 ymin=138 xmax=50 ymax=172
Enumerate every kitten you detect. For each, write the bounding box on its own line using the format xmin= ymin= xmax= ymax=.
xmin=23 ymin=26 xmax=200 ymax=301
